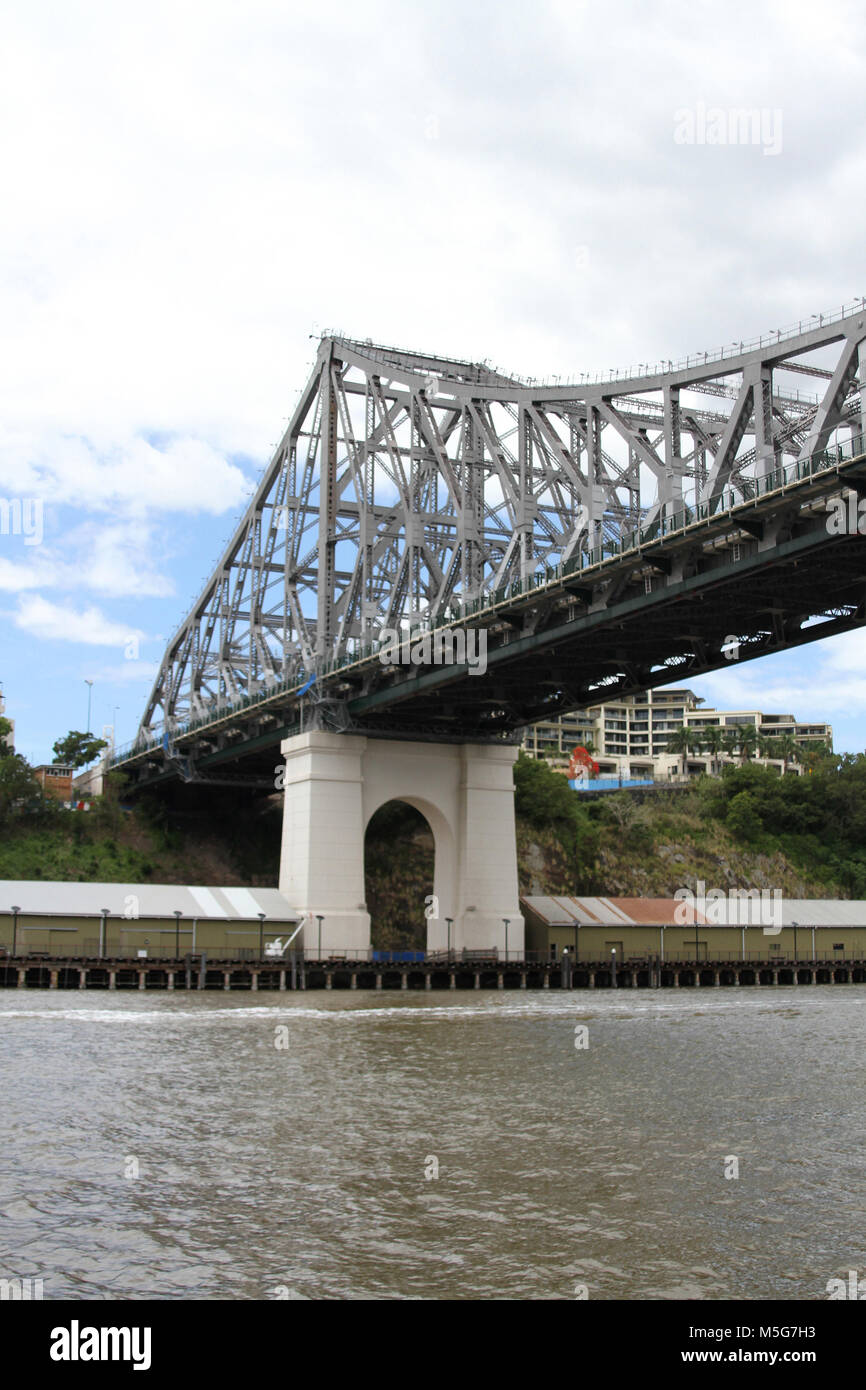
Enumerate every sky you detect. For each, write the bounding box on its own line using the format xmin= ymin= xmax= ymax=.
xmin=1 ymin=0 xmax=866 ymax=763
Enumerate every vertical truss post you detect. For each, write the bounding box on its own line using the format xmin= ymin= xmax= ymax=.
xmin=518 ymin=405 xmax=534 ymax=579
xmin=585 ymin=402 xmax=602 ymax=548
xmin=663 ymin=385 xmax=683 ymax=514
xmin=753 ymin=364 xmax=776 ymax=478
xmin=859 ymin=341 xmax=866 ymax=449
xmin=317 ymin=346 xmax=338 ymax=659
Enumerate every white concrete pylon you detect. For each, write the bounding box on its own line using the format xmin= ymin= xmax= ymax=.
xmin=277 ymin=731 xmax=524 ymax=957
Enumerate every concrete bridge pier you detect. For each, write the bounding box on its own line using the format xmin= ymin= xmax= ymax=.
xmin=278 ymin=732 xmax=524 ymax=958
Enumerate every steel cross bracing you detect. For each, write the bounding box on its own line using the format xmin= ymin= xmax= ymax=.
xmin=128 ymin=305 xmax=866 ymax=777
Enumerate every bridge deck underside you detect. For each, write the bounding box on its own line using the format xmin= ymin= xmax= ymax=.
xmin=346 ymin=528 xmax=866 ymax=737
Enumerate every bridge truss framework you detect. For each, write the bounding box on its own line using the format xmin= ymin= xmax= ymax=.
xmin=121 ymin=304 xmax=866 ymax=786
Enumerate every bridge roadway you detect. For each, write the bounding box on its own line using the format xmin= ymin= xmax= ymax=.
xmin=112 ymin=439 xmax=866 ymax=791
xmin=3 ymin=954 xmax=865 ymax=990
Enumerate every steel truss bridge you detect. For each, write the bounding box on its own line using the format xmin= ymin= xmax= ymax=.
xmin=114 ymin=302 xmax=866 ymax=791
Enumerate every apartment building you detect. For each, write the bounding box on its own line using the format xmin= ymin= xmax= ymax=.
xmin=521 ymin=688 xmax=832 ymax=782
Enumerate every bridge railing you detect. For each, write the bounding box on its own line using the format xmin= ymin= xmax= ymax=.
xmin=585 ymin=298 xmax=866 ymax=384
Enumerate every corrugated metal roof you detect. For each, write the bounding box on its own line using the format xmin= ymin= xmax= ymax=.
xmin=0 ymin=883 xmax=299 ymax=920
xmin=521 ymin=895 xmax=866 ymax=927
xmin=521 ymin=895 xmax=701 ymax=925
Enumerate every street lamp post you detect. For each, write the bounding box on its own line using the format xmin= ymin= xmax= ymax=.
xmin=173 ymin=910 xmax=182 ymax=960
xmin=99 ymin=907 xmax=110 ymax=960
xmin=792 ymin=919 xmax=798 ymax=964
xmin=610 ymin=946 xmax=617 ymax=989
xmin=316 ymin=914 xmax=324 ymax=961
xmin=11 ymin=905 xmax=20 ymax=956
xmin=445 ymin=917 xmax=453 ymax=961
xmin=85 ymin=679 xmax=94 ymax=734
xmin=503 ymin=918 xmax=510 ymax=964
xmin=258 ymin=912 xmax=266 ymax=959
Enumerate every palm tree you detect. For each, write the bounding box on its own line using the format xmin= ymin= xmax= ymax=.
xmin=666 ymin=725 xmax=698 ymax=777
xmin=739 ymin=725 xmax=759 ymax=762
xmin=776 ymin=733 xmax=800 ymax=776
xmin=722 ymin=728 xmax=743 ymax=763
xmin=699 ymin=725 xmax=725 ymax=775
xmin=757 ymin=732 xmax=779 ymax=765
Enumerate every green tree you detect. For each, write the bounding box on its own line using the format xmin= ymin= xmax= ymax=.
xmin=776 ymin=733 xmax=801 ymax=776
xmin=666 ymin=725 xmax=699 ymax=775
xmin=757 ymin=732 xmax=777 ymax=761
xmin=726 ymin=789 xmax=763 ymax=840
xmin=739 ymin=725 xmax=758 ymax=761
xmin=513 ymin=753 xmax=599 ymax=879
xmin=699 ymin=724 xmax=725 ymax=775
xmin=0 ymin=752 xmax=45 ymax=824
xmin=52 ymin=731 xmax=109 ymax=770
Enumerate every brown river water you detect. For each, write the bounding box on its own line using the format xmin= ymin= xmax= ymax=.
xmin=1 ymin=988 xmax=864 ymax=1300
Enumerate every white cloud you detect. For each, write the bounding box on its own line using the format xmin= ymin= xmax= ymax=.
xmin=0 ymin=553 xmax=66 ymax=591
xmin=12 ymin=595 xmax=146 ymax=647
xmin=0 ymin=520 xmax=175 ymax=597
xmin=0 ymin=432 xmax=249 ymax=516
xmin=66 ymin=520 xmax=176 ymax=597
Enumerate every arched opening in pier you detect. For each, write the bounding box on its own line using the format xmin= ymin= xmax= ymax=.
xmin=364 ymin=800 xmax=434 ymax=953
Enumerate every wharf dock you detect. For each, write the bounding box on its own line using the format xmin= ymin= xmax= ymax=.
xmin=2 ymin=954 xmax=865 ymax=991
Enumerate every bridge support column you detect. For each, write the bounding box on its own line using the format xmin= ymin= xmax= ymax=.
xmin=78 ymin=969 xmax=87 ymax=989
xmin=449 ymin=972 xmax=456 ymax=990
xmin=278 ymin=733 xmax=371 ymax=956
xmin=167 ymin=971 xmax=175 ymax=991
xmin=278 ymin=733 xmax=523 ymax=959
xmin=109 ymin=970 xmax=116 ymax=990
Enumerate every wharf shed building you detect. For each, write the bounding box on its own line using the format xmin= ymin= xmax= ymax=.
xmin=522 ymin=896 xmax=866 ymax=963
xmin=0 ymin=883 xmax=299 ymax=960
